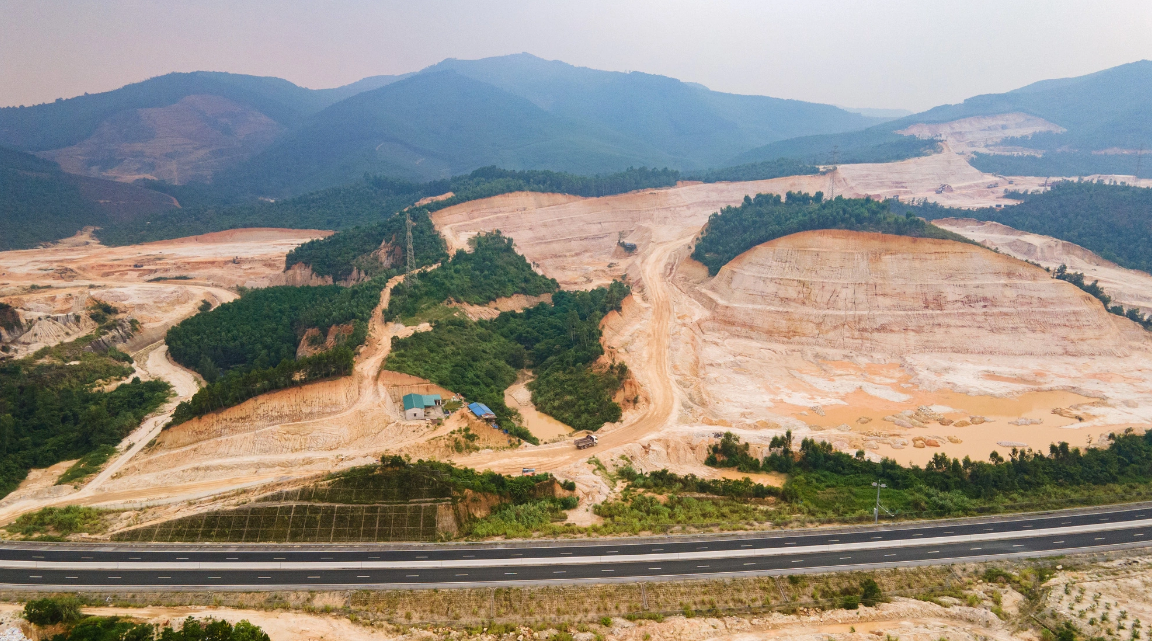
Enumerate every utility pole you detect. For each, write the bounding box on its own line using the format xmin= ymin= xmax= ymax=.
xmin=1136 ymin=145 xmax=1145 ymax=182
xmin=872 ymin=480 xmax=887 ymax=524
xmin=405 ymin=210 xmax=417 ymax=287
xmin=828 ymin=145 xmax=839 ymax=200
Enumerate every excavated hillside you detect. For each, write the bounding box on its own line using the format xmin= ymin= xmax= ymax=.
xmin=696 ymin=230 xmax=1144 ymax=357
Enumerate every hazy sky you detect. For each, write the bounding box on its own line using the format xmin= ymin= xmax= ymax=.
xmin=4 ymin=0 xmax=1151 ymax=111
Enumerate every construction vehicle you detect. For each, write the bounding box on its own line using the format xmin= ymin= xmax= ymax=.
xmin=574 ymin=434 xmax=598 ymax=450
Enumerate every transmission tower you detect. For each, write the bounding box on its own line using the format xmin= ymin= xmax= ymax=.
xmin=828 ymin=145 xmax=839 ymax=200
xmin=404 ymin=210 xmax=417 ymax=286
xmin=1136 ymin=144 xmax=1145 ymax=182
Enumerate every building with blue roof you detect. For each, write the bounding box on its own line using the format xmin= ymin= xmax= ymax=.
xmin=403 ymin=393 xmax=442 ymax=420
xmin=468 ymin=402 xmax=496 ymax=420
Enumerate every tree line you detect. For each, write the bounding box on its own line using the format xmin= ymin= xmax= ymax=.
xmin=906 ymin=180 xmax=1152 ymax=275
xmin=692 ymin=191 xmax=973 ymax=275
xmin=383 ymin=231 xmax=558 ymax=321
xmin=704 ymin=430 xmax=1152 ymax=518
xmin=385 ymin=282 xmax=631 ymax=440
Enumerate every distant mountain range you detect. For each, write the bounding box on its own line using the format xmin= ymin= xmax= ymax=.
xmin=0 ymin=54 xmax=885 ymax=195
xmin=735 ymin=60 xmax=1152 ymax=175
xmin=1 ymin=55 xmax=1149 ymax=198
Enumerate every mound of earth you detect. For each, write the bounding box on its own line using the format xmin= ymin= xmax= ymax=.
xmin=696 ymin=230 xmax=1144 ymax=357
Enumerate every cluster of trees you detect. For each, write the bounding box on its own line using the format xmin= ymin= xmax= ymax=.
xmin=619 ymin=466 xmax=779 ymax=500
xmin=169 ymin=346 xmax=353 ymax=425
xmin=164 ymin=278 xmax=384 ymax=423
xmin=167 ymin=281 xmax=381 ymax=379
xmin=686 ymin=158 xmax=818 ymax=183
xmin=1054 ymin=264 xmax=1152 ymax=330
xmin=385 ymin=282 xmax=630 ymax=439
xmin=911 ymin=181 xmax=1152 ymax=274
xmin=284 ymin=207 xmax=447 ymax=281
xmin=970 ymin=151 xmax=1147 ymax=179
xmin=23 ymin=596 xmax=269 ymax=641
xmin=0 ymin=331 xmax=171 ymax=498
xmin=704 ymin=430 xmax=1152 ymax=518
xmin=692 ymin=192 xmax=972 ymax=275
xmin=384 ymin=232 xmax=558 ymax=321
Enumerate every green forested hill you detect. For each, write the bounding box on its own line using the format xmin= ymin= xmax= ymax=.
xmin=0 ymin=146 xmax=175 ymax=250
xmin=692 ymin=192 xmax=971 ymax=275
xmin=735 ymin=60 xmax=1152 ymax=176
xmin=910 ymin=181 xmax=1152 ymax=274
xmin=383 ymin=232 xmax=558 ymax=321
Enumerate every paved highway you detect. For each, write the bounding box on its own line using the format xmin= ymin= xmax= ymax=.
xmin=2 ymin=505 xmax=1151 ymax=590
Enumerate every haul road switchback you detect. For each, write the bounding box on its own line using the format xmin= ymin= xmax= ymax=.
xmin=1 ymin=504 xmax=1151 ymax=591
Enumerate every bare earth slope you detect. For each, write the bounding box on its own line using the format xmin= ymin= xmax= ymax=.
xmin=697 ymin=230 xmax=1141 ymax=357
xmin=934 ymin=217 xmax=1152 ymax=317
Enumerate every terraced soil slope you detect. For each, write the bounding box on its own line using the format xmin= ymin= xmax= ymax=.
xmin=697 ymin=230 xmax=1142 ymax=357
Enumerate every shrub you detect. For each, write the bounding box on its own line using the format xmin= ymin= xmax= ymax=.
xmin=23 ymin=596 xmax=82 ymax=625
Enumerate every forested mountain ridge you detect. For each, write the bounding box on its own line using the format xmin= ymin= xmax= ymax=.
xmin=907 ymin=181 xmax=1152 ymax=275
xmin=0 ymin=146 xmax=176 ymax=250
xmin=0 ymin=54 xmax=879 ymax=195
xmin=735 ymin=60 xmax=1152 ymax=176
xmin=420 ymin=53 xmax=885 ymax=169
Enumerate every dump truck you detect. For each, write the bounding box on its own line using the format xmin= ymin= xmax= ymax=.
xmin=574 ymin=434 xmax=598 ymax=450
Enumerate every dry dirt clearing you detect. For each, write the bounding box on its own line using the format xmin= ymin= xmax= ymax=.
xmin=5 ymin=154 xmax=1152 ymax=529
xmin=442 ymin=174 xmax=1152 ymax=481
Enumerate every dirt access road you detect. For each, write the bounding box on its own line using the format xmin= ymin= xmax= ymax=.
xmin=456 ymin=236 xmax=686 ymax=474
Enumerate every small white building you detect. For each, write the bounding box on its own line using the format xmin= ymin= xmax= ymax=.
xmin=403 ymin=393 xmax=443 ymax=420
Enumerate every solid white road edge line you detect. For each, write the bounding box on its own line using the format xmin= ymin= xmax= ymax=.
xmin=1 ymin=518 xmax=1149 ymax=572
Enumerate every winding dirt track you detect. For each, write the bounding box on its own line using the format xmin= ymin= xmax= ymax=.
xmin=456 ymin=236 xmax=686 ymax=474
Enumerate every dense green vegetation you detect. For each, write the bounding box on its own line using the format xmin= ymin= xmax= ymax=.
xmin=386 ymin=282 xmax=630 ymax=439
xmin=169 ymin=347 xmax=354 ymax=425
xmin=704 ymin=430 xmax=1152 ymax=520
xmin=687 ymin=158 xmax=819 ymax=183
xmin=285 ymin=208 xmax=447 ymax=281
xmin=6 ymin=505 xmax=106 ymax=538
xmin=165 ymin=279 xmax=384 ymax=423
xmin=385 ymin=232 xmax=558 ymax=321
xmin=969 ymin=151 xmax=1146 ymax=179
xmin=692 ymin=192 xmax=973 ymax=275
xmin=730 ymin=126 xmax=940 ymax=167
xmin=0 ymin=329 xmax=171 ymax=498
xmin=0 ymin=146 xmax=103 ymax=250
xmin=167 ymin=282 xmax=381 ymax=377
xmin=911 ymin=181 xmax=1152 ymax=275
xmin=21 ymin=595 xmax=270 ymax=641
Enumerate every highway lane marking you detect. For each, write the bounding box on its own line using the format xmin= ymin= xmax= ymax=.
xmin=791 ymin=559 xmax=803 ymax=563
xmin=697 ymin=565 xmax=709 ymax=568
xmin=785 ymin=542 xmax=796 ymax=545
xmin=505 ymin=572 xmax=516 ymax=575
xmin=913 ymin=534 xmax=922 ymax=537
xmin=928 ymin=551 xmax=940 ymax=554
xmin=358 ymin=576 xmax=370 ymax=578
xmin=743 ymin=562 xmax=755 ymax=566
xmin=554 ymin=571 xmax=565 ymax=574
xmin=741 ymin=545 xmax=752 ymax=548
xmin=258 ymin=577 xmax=271 ymax=579
xmin=1136 ymin=534 xmax=1145 ymax=537
xmin=308 ymin=576 xmax=321 ymax=579
xmin=157 ymin=577 xmax=169 ymax=579
xmin=10 ymin=517 xmax=1151 ymax=574
xmin=651 ymin=549 xmax=663 ymax=552
xmin=208 ymin=576 xmax=220 ymax=579
xmin=406 ymin=575 xmax=419 ymax=577
xmin=649 ymin=567 xmax=661 ymax=570
xmin=971 ymin=547 xmax=982 ymax=550
xmin=28 ymin=576 xmax=40 ymax=579
xmin=66 ymin=576 xmax=77 ymax=579
xmin=108 ymin=576 xmax=120 ymax=579
xmin=226 ymin=558 xmax=238 ymax=560
xmin=840 ymin=556 xmax=851 ymax=559
xmin=602 ymin=569 xmax=614 ymax=572
xmin=1013 ymin=545 xmax=1024 ymax=547
xmin=884 ymin=554 xmax=896 ymax=557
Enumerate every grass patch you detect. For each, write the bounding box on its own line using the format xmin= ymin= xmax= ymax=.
xmin=6 ymin=505 xmax=107 ymax=538
xmin=55 ymin=444 xmax=118 ymax=485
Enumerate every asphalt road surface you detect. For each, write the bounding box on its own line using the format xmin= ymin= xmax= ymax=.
xmin=3 ymin=505 xmax=1151 ymax=590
